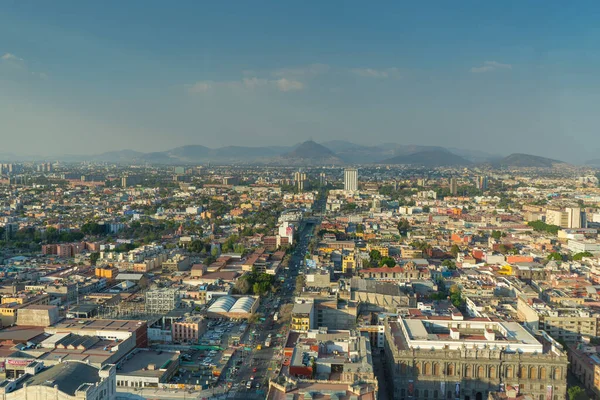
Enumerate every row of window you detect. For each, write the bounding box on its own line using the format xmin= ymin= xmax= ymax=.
xmin=399 ymin=362 xmax=562 ymax=380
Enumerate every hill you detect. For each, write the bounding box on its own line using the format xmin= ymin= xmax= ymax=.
xmin=275 ymin=140 xmax=344 ymax=165
xmin=495 ymin=153 xmax=565 ymax=168
xmin=377 ymin=150 xmax=472 ymax=167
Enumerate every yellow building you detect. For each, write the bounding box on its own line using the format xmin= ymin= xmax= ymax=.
xmin=342 ymin=255 xmax=356 ymax=274
xmin=368 ymin=245 xmax=389 ymax=257
xmin=291 ymin=303 xmax=313 ymax=332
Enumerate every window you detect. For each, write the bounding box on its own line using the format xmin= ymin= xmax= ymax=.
xmin=434 ymin=390 xmax=438 ymax=399
xmin=424 ymin=390 xmax=429 ymax=398
xmin=540 ymin=367 xmax=547 ymax=379
xmin=477 ymin=366 xmax=485 ymax=378
xmin=433 ymin=363 xmax=440 ymax=376
xmin=447 ymin=364 xmax=455 ymax=376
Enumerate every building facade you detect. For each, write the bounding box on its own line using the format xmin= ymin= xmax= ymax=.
xmin=384 ymin=317 xmax=568 ymax=400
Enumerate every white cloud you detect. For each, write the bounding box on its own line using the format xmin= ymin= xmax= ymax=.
xmin=187 ymin=81 xmax=213 ymax=93
xmin=243 ymin=77 xmax=269 ymax=89
xmin=1 ymin=53 xmax=24 ymax=62
xmin=470 ymin=61 xmax=512 ymax=73
xmin=272 ymin=63 xmax=330 ymax=78
xmin=275 ymin=78 xmax=304 ymax=92
xmin=351 ymin=67 xmax=400 ymax=78
xmin=187 ymin=76 xmax=304 ymax=94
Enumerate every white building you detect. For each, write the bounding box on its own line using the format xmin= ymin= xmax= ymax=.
xmin=344 ymin=168 xmax=358 ymax=192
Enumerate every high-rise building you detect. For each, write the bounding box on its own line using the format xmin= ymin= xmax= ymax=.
xmin=449 ymin=178 xmax=458 ymax=195
xmin=344 ymin=168 xmax=358 ymax=192
xmin=319 ymin=172 xmax=326 ymax=186
xmin=294 ymin=170 xmax=307 ymax=192
xmin=477 ymin=175 xmax=488 ymax=191
xmin=566 ymin=207 xmax=587 ymax=229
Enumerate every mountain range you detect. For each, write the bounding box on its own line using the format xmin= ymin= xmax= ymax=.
xmin=0 ymin=140 xmax=572 ymax=168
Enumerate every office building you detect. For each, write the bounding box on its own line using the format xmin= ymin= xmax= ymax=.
xmin=344 ymin=168 xmax=358 ymax=192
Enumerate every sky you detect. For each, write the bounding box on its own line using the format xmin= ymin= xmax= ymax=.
xmin=2 ymin=1 xmax=600 ymax=162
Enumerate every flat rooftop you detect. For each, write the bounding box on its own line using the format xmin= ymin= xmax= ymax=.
xmin=49 ymin=319 xmax=145 ymax=332
xmin=117 ymin=350 xmax=179 ymax=378
xmin=397 ymin=316 xmax=543 ymax=353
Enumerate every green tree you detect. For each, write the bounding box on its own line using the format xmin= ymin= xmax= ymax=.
xmin=547 ymin=252 xmax=563 ymax=261
xmin=442 ymin=259 xmax=457 ymax=270
xmin=369 ymin=249 xmax=382 ymax=262
xmin=491 ymin=230 xmax=502 ymax=240
xmin=450 ymin=244 xmax=460 ymax=258
xmin=397 ymin=219 xmax=411 ymax=236
xmin=90 ymin=252 xmax=100 ymax=266
xmin=568 ymin=386 xmax=589 ymax=400
xmin=379 ymin=257 xmax=396 ymax=268
xmin=573 ymin=251 xmax=593 ymax=261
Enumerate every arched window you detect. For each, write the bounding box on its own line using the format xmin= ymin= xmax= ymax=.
xmin=434 ymin=390 xmax=439 ymax=399
xmin=447 ymin=364 xmax=455 ymax=376
xmin=506 ymin=366 xmax=514 ymax=378
xmin=424 ymin=362 xmax=431 ymax=375
xmin=415 ymin=389 xmax=419 ymax=398
xmin=433 ymin=363 xmax=440 ymax=376
xmin=416 ymin=363 xmax=422 ymax=375
xmin=425 ymin=389 xmax=429 ymax=398
xmin=465 ymin=365 xmax=472 ymax=378
xmin=529 ymin=367 xmax=537 ymax=379
xmin=490 ymin=366 xmax=497 ymax=378
xmin=477 ymin=366 xmax=485 ymax=378
xmin=520 ymin=366 xmax=527 ymax=378
xmin=400 ymin=363 xmax=407 ymax=374
xmin=447 ymin=391 xmax=452 ymax=399
xmin=554 ymin=368 xmax=562 ymax=380
xmin=540 ymin=367 xmax=547 ymax=379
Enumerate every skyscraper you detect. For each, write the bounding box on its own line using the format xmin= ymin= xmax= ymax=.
xmin=477 ymin=175 xmax=488 ymax=191
xmin=344 ymin=168 xmax=358 ymax=192
xmin=294 ymin=170 xmax=307 ymax=192
xmin=449 ymin=178 xmax=458 ymax=195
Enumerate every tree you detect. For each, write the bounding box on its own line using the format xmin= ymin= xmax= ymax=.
xmin=442 ymin=259 xmax=457 ymax=270
xmin=547 ymin=252 xmax=563 ymax=261
xmin=573 ymin=251 xmax=593 ymax=261
xmin=397 ymin=219 xmax=411 ymax=236
xmin=491 ymin=230 xmax=502 ymax=240
xmin=234 ymin=278 xmax=251 ymax=294
xmin=422 ymin=206 xmax=431 ymax=213
xmin=450 ymin=244 xmax=460 ymax=258
xmin=379 ymin=257 xmax=396 ymax=268
xmin=369 ymin=249 xmax=382 ymax=262
xmin=90 ymin=252 xmax=100 ymax=266
xmin=568 ymin=386 xmax=589 ymax=400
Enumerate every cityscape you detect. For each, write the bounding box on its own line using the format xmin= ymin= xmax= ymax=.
xmin=3 ymin=2 xmax=600 ymax=400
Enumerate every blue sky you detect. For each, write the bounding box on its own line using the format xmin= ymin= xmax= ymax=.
xmin=2 ymin=1 xmax=600 ymax=162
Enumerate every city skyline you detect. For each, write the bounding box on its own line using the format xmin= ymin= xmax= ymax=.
xmin=2 ymin=1 xmax=600 ymax=162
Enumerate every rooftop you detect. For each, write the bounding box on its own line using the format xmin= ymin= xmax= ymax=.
xmin=17 ymin=362 xmax=102 ymax=395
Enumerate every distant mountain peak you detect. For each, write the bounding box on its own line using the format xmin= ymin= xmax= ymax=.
xmin=495 ymin=153 xmax=565 ymax=168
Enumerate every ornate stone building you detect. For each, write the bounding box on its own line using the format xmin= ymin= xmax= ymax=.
xmin=384 ymin=317 xmax=568 ymax=400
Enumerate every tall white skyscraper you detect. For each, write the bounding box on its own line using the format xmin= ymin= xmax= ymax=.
xmin=344 ymin=168 xmax=358 ymax=192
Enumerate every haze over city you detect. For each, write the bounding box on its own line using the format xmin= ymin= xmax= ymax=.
xmin=2 ymin=1 xmax=600 ymax=162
